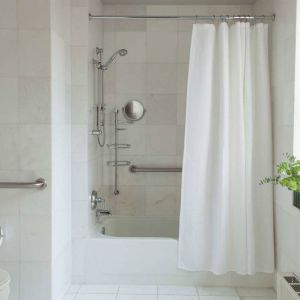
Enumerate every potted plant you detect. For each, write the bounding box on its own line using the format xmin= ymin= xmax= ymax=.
xmin=260 ymin=153 xmax=300 ymax=208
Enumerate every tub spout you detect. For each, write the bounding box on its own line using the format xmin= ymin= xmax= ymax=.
xmin=96 ymin=209 xmax=111 ymax=217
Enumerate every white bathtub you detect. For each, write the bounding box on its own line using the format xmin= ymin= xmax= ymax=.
xmin=81 ymin=215 xmax=273 ymax=286
xmin=98 ymin=215 xmax=179 ymax=238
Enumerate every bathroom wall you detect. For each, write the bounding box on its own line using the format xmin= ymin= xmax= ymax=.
xmin=254 ymin=0 xmax=300 ymax=280
xmin=50 ymin=0 xmax=72 ymax=298
xmin=71 ymin=0 xmax=104 ymax=283
xmin=99 ymin=3 xmax=254 ymax=218
xmin=70 ymin=0 xmax=90 ymax=284
xmin=0 ymin=0 xmax=72 ymax=299
xmin=0 ymin=0 xmax=52 ymax=299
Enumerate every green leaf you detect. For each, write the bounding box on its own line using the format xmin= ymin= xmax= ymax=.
xmin=260 ymin=153 xmax=300 ymax=193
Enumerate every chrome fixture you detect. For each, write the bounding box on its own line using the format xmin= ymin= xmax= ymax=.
xmin=90 ymin=190 xmax=105 ymax=210
xmin=107 ymin=109 xmax=131 ymax=195
xmin=89 ymin=13 xmax=275 ymax=22
xmin=93 ymin=48 xmax=127 ymax=71
xmin=122 ymin=100 xmax=146 ymax=122
xmin=96 ymin=209 xmax=111 ymax=217
xmin=90 ymin=190 xmax=111 ymax=216
xmin=98 ymin=49 xmax=128 ymax=71
xmin=130 ymin=165 xmax=182 ymax=173
xmin=90 ymin=129 xmax=102 ymax=136
xmin=0 ymin=227 xmax=4 ymax=247
xmin=92 ymin=47 xmax=128 ymax=147
xmin=0 ymin=178 xmax=47 ymax=189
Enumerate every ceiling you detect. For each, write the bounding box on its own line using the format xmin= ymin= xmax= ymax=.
xmin=102 ymin=0 xmax=255 ymax=5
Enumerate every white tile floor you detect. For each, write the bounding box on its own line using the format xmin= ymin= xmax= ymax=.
xmin=64 ymin=285 xmax=277 ymax=300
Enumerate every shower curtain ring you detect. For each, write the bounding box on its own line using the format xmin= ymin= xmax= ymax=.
xmin=221 ymin=15 xmax=227 ymax=23
xmin=254 ymin=15 xmax=258 ymax=25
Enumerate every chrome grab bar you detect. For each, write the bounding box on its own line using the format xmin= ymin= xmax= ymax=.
xmin=0 ymin=178 xmax=47 ymax=190
xmin=0 ymin=226 xmax=4 ymax=246
xmin=130 ymin=165 xmax=182 ymax=173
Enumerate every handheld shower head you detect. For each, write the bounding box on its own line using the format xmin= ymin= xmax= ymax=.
xmin=101 ymin=49 xmax=128 ymax=70
xmin=118 ymin=49 xmax=128 ymax=56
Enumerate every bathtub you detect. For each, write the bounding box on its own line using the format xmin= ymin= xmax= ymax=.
xmin=81 ymin=215 xmax=274 ymax=286
xmin=98 ymin=215 xmax=179 ymax=238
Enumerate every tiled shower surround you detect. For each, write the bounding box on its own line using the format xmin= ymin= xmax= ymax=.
xmin=72 ymin=3 xmax=255 ymax=284
xmin=97 ymin=4 xmax=254 ymax=217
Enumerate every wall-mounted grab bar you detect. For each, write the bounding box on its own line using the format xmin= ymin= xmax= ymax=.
xmin=130 ymin=165 xmax=182 ymax=173
xmin=0 ymin=178 xmax=47 ymax=190
xmin=0 ymin=226 xmax=4 ymax=246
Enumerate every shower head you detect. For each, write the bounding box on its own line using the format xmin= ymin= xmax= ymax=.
xmin=101 ymin=49 xmax=128 ymax=70
xmin=118 ymin=49 xmax=128 ymax=56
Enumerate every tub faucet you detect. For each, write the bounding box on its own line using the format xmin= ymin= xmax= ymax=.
xmin=96 ymin=209 xmax=111 ymax=217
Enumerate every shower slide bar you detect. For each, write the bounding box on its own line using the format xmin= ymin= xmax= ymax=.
xmin=130 ymin=165 xmax=182 ymax=173
xmin=89 ymin=14 xmax=275 ymax=22
xmin=0 ymin=178 xmax=47 ymax=190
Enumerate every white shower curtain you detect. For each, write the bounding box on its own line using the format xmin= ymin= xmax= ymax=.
xmin=178 ymin=22 xmax=274 ymax=275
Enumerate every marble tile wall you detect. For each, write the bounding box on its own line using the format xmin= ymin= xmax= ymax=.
xmin=0 ymin=0 xmax=72 ymax=299
xmin=99 ymin=4 xmax=253 ymax=218
xmin=71 ymin=0 xmax=104 ymax=284
xmin=0 ymin=0 xmax=52 ymax=299
xmin=51 ymin=0 xmax=72 ymax=299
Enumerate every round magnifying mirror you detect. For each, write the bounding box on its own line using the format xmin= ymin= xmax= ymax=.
xmin=122 ymin=100 xmax=145 ymax=121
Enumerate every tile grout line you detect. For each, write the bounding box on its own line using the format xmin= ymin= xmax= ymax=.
xmin=74 ymin=284 xmax=81 ymax=300
xmin=65 ymin=285 xmax=276 ymax=299
xmin=116 ymin=285 xmax=120 ymax=299
xmin=234 ymin=287 xmax=240 ymax=299
xmin=195 ymin=285 xmax=200 ymax=300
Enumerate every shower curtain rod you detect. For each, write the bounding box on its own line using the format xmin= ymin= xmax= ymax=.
xmin=89 ymin=13 xmax=275 ymax=21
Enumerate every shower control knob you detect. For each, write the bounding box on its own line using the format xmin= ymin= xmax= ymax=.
xmin=90 ymin=190 xmax=105 ymax=210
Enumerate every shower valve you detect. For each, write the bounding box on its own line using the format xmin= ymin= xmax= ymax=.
xmin=90 ymin=190 xmax=105 ymax=210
